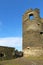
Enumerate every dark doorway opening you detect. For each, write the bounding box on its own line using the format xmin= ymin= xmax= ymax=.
xmin=0 ymin=53 xmax=4 ymax=57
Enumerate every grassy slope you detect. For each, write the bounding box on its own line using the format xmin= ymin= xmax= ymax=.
xmin=0 ymin=56 xmax=43 ymax=65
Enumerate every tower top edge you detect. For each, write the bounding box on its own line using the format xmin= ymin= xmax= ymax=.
xmin=23 ymin=8 xmax=40 ymax=16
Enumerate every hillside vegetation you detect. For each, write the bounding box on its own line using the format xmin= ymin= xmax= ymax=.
xmin=0 ymin=56 xmax=43 ymax=65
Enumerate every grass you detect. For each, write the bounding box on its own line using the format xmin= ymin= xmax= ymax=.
xmin=26 ymin=55 xmax=43 ymax=60
xmin=0 ymin=56 xmax=43 ymax=65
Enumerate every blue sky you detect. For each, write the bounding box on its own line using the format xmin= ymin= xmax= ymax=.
xmin=0 ymin=0 xmax=43 ymax=50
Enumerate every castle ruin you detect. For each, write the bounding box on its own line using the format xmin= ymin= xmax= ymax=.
xmin=23 ymin=8 xmax=43 ymax=57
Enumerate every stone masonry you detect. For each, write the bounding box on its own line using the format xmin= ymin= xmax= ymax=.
xmin=23 ymin=8 xmax=43 ymax=56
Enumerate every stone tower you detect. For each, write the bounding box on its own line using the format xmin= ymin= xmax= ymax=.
xmin=23 ymin=8 xmax=43 ymax=49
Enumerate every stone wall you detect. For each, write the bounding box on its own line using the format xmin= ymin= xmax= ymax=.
xmin=23 ymin=47 xmax=43 ymax=57
xmin=0 ymin=46 xmax=15 ymax=60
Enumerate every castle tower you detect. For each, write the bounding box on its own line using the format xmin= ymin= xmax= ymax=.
xmin=23 ymin=8 xmax=43 ymax=49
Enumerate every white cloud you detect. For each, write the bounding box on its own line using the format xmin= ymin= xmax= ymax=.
xmin=0 ymin=37 xmax=22 ymax=50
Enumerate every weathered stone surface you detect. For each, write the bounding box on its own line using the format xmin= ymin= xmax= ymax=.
xmin=23 ymin=8 xmax=43 ymax=49
xmin=23 ymin=47 xmax=43 ymax=57
xmin=23 ymin=8 xmax=43 ymax=56
xmin=0 ymin=46 xmax=15 ymax=60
